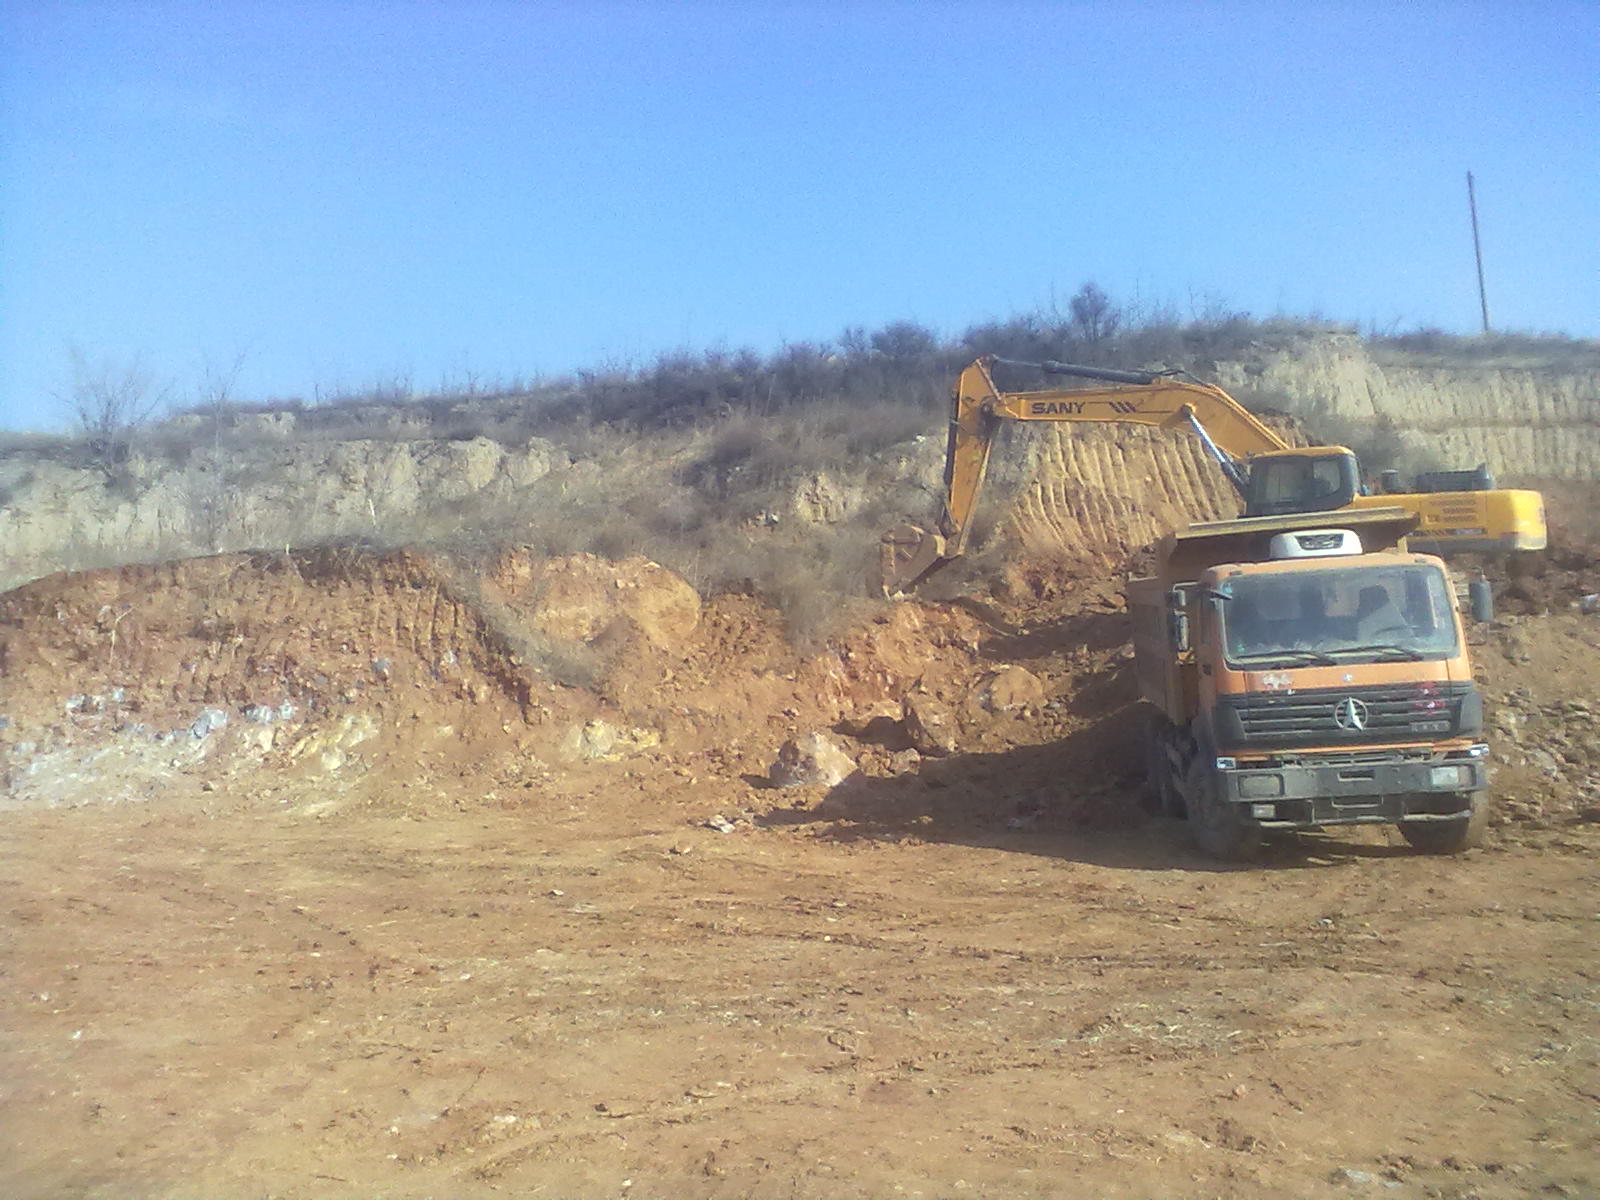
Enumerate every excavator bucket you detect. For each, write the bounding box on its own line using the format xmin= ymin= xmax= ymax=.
xmin=879 ymin=523 xmax=948 ymax=597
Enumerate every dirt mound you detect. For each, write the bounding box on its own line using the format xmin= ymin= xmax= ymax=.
xmin=0 ymin=533 xmax=1157 ymax=837
xmin=0 ymin=547 xmax=751 ymax=809
xmin=0 ymin=547 xmax=536 ymax=736
xmin=5 ymin=494 xmax=1597 ymax=833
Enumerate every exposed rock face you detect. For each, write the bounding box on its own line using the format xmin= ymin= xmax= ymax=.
xmin=769 ymin=732 xmax=859 ymax=787
xmin=1211 ymin=335 xmax=1600 ymax=480
xmin=0 ymin=435 xmax=562 ymax=592
xmin=2 ymin=335 xmax=1593 ymax=594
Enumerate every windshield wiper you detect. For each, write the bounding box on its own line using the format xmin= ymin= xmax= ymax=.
xmin=1232 ymin=650 xmax=1339 ymax=667
xmin=1331 ymin=643 xmax=1426 ymax=661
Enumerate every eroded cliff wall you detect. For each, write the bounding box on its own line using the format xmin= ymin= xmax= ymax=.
xmin=999 ymin=334 xmax=1597 ymax=568
xmin=1 ymin=335 xmax=1594 ymax=592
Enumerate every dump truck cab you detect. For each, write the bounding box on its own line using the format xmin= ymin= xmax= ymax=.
xmin=1131 ymin=508 xmax=1491 ymax=859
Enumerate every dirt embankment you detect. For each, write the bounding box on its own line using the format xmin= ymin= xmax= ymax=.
xmin=0 ymin=542 xmax=1153 ymax=837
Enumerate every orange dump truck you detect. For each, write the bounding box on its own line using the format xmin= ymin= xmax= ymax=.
xmin=1131 ymin=507 xmax=1491 ymax=860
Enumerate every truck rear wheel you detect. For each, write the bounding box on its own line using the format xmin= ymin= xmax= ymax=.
xmin=1398 ymin=795 xmax=1490 ymax=854
xmin=1185 ymin=758 xmax=1263 ymax=862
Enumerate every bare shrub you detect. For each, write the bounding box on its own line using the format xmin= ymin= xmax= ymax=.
xmin=869 ymin=321 xmax=939 ymax=361
xmin=1068 ymin=282 xmax=1121 ymax=345
xmin=1314 ymin=414 xmax=1448 ymax=479
xmin=56 ymin=348 xmax=171 ymax=482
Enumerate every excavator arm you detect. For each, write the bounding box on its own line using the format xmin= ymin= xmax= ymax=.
xmin=881 ymin=356 xmax=1293 ymax=595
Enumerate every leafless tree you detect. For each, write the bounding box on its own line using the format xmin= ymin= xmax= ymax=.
xmin=181 ymin=351 xmax=253 ymax=552
xmin=57 ymin=347 xmax=172 ymax=480
xmin=1068 ymin=282 xmax=1122 ymax=344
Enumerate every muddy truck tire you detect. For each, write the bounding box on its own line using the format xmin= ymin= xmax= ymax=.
xmin=1185 ymin=757 xmax=1264 ymax=862
xmin=1398 ymin=794 xmax=1491 ymax=854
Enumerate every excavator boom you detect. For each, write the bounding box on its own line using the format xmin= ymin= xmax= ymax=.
xmin=879 ymin=354 xmax=1545 ymax=595
xmin=881 ymin=356 xmax=1293 ymax=594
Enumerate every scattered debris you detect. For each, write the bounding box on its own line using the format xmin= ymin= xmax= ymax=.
xmin=558 ymin=720 xmax=660 ymax=763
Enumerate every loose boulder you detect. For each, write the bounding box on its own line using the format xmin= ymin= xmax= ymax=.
xmin=769 ymin=732 xmax=859 ymax=788
xmin=976 ymin=665 xmax=1046 ymax=714
xmin=902 ymin=692 xmax=958 ymax=756
xmin=493 ymin=552 xmax=701 ymax=651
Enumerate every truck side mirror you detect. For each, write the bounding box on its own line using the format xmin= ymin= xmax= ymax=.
xmin=1167 ymin=588 xmax=1191 ymax=652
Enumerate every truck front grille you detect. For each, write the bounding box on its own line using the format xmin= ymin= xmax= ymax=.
xmin=1214 ymin=682 xmax=1479 ymax=750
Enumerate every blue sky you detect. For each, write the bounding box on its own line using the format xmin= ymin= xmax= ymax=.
xmin=3 ymin=0 xmax=1596 ymax=430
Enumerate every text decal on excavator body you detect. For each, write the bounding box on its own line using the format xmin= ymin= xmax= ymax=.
xmin=1028 ymin=400 xmax=1140 ymax=416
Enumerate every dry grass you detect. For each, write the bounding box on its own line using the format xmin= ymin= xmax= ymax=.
xmin=1369 ymin=329 xmax=1600 ymax=368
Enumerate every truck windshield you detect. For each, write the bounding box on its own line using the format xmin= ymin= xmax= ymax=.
xmin=1221 ymin=564 xmax=1460 ymax=666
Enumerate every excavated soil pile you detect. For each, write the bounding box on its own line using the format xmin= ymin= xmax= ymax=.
xmin=4 ymin=499 xmax=1599 ymax=826
xmin=0 ymin=543 xmax=1151 ymax=831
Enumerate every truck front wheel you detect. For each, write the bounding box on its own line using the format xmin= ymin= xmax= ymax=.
xmin=1185 ymin=758 xmax=1263 ymax=862
xmin=1144 ymin=722 xmax=1185 ymax=818
xmin=1398 ymin=795 xmax=1490 ymax=854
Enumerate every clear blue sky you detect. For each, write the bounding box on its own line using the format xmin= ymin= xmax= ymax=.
xmin=3 ymin=0 xmax=1596 ymax=430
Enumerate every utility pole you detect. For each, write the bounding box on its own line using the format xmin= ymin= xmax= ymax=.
xmin=1466 ymin=171 xmax=1490 ymax=334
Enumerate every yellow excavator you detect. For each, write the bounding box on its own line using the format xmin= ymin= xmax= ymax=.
xmin=880 ymin=355 xmax=1546 ymax=594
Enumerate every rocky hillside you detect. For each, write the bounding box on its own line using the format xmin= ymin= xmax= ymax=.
xmin=2 ymin=332 xmax=1595 ymax=597
xmin=1211 ymin=333 xmax=1600 ymax=478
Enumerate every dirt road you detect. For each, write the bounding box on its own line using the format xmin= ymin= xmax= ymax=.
xmin=4 ymin=768 xmax=1596 ymax=1200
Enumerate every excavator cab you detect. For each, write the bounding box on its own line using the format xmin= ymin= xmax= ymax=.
xmin=1241 ymin=449 xmax=1361 ymax=518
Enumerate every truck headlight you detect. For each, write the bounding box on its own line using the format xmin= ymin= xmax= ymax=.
xmin=1239 ymin=774 xmax=1284 ymax=799
xmin=1430 ymin=765 xmax=1470 ymax=788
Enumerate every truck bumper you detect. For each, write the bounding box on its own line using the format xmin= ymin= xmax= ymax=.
xmin=1217 ymin=749 xmax=1490 ymax=829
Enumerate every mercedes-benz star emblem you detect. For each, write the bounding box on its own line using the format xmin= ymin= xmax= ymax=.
xmin=1333 ymin=697 xmax=1370 ymax=731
